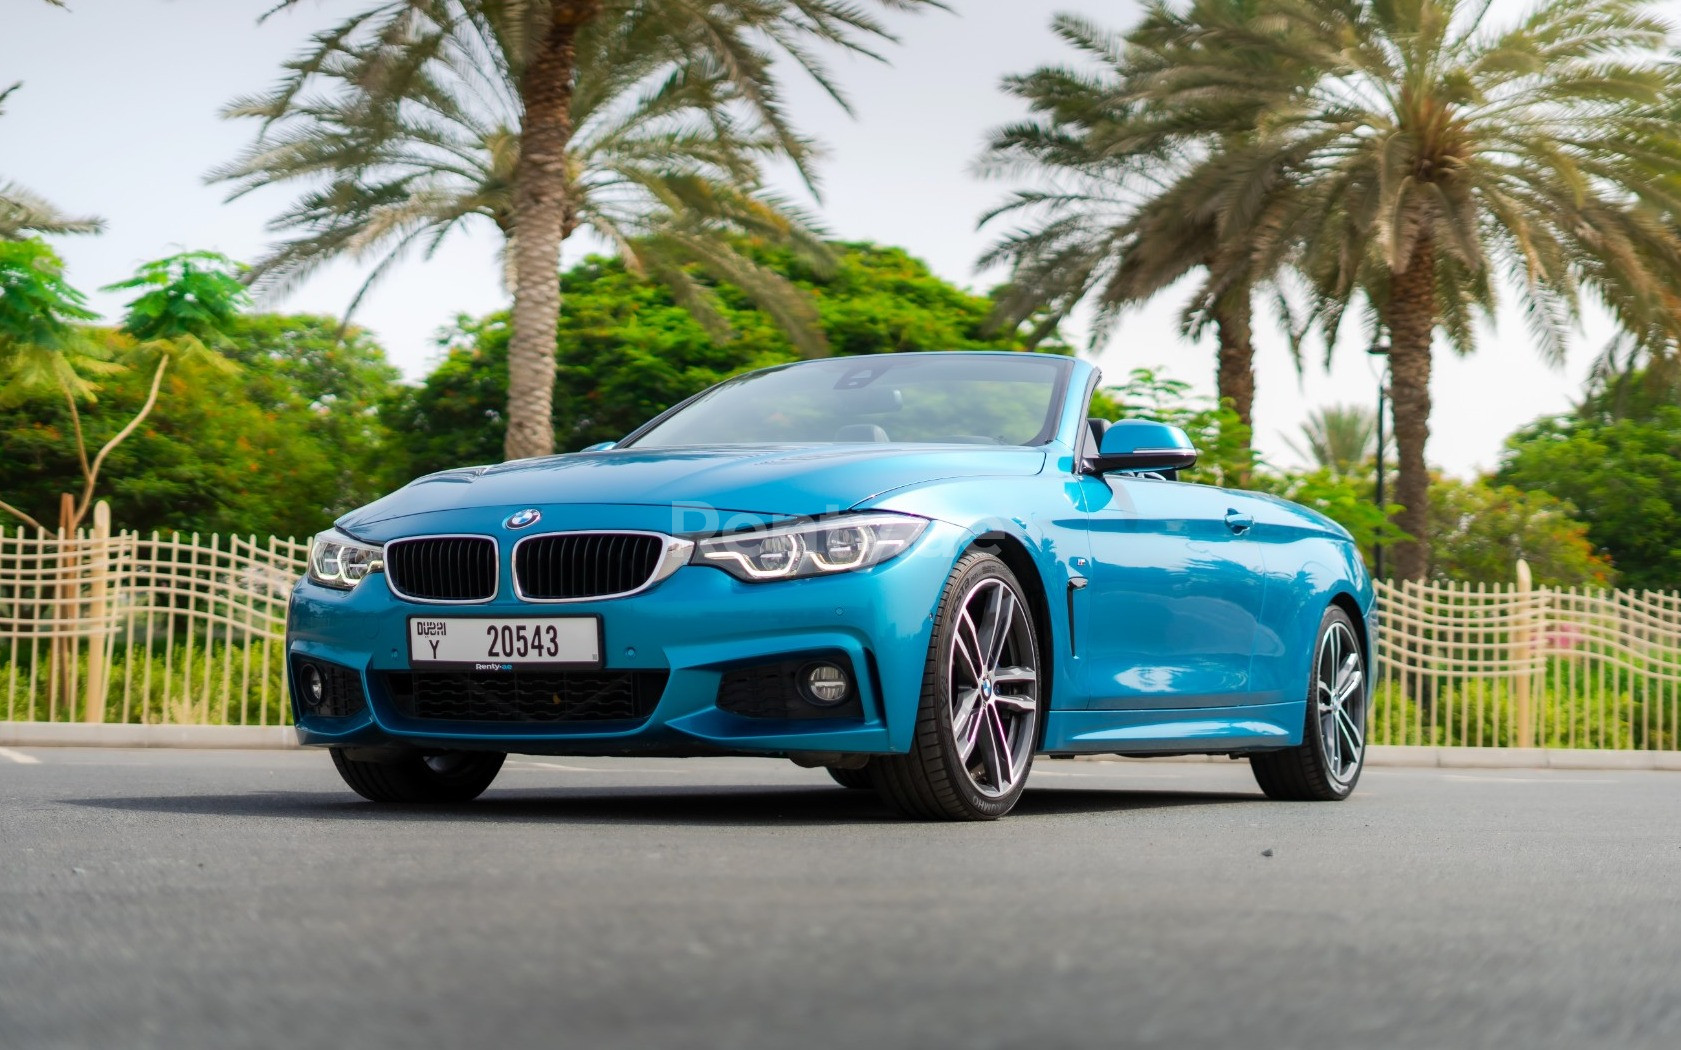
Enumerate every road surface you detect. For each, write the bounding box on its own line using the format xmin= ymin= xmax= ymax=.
xmin=2 ymin=748 xmax=1679 ymax=1049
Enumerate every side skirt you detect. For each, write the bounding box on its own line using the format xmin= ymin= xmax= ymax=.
xmin=1041 ymin=700 xmax=1304 ymax=754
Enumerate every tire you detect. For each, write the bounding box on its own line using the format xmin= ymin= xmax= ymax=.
xmin=873 ymin=551 xmax=1042 ymax=821
xmin=826 ymin=764 xmax=874 ymax=790
xmin=1250 ymin=606 xmax=1367 ymax=801
xmin=330 ymin=748 xmax=506 ymax=803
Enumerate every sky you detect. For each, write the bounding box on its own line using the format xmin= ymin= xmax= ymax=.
xmin=0 ymin=0 xmax=1638 ymax=477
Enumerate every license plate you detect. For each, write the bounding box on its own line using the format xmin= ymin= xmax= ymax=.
xmin=407 ymin=616 xmax=602 ymax=669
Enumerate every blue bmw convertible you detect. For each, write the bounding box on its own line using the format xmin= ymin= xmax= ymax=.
xmin=288 ymin=351 xmax=1373 ymax=820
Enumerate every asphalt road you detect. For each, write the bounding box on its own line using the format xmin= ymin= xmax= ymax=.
xmin=2 ymin=749 xmax=1679 ymax=1050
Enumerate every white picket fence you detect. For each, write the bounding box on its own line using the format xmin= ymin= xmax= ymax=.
xmin=0 ymin=506 xmax=307 ymax=726
xmin=1372 ymin=565 xmax=1681 ymax=750
xmin=1 ymin=514 xmax=1677 ymax=750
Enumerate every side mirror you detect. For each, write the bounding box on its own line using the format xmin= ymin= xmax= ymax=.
xmin=1091 ymin=419 xmax=1198 ymax=474
xmin=581 ymin=441 xmax=616 ymax=452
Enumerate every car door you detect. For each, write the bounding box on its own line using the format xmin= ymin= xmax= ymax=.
xmin=1075 ymin=473 xmax=1268 ymax=710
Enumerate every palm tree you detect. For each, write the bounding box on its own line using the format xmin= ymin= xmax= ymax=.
xmin=0 ymin=246 xmax=243 ymax=533
xmin=213 ymin=23 xmax=829 ymax=350
xmin=1284 ymin=404 xmax=1378 ymax=477
xmin=978 ymin=4 xmax=1309 ymax=439
xmin=0 ymin=85 xmax=103 ymax=240
xmin=229 ymin=1 xmax=944 ymax=461
xmin=1136 ymin=0 xmax=1681 ymax=580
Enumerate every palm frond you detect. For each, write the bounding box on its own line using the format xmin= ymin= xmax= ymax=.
xmin=0 ymin=180 xmax=105 ymax=240
xmin=1283 ymin=403 xmax=1378 ymax=474
xmin=214 ymin=0 xmax=896 ymax=358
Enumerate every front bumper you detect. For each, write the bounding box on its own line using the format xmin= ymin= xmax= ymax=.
xmin=286 ymin=520 xmax=968 ymax=757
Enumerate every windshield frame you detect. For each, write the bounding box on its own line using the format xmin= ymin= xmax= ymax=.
xmin=615 ymin=351 xmax=1077 ymax=451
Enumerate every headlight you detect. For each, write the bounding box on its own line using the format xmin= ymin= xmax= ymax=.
xmin=308 ymin=529 xmax=384 ymax=590
xmin=692 ymin=513 xmax=928 ymax=582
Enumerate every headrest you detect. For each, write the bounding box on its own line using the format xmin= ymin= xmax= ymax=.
xmin=835 ymin=423 xmax=890 ymax=443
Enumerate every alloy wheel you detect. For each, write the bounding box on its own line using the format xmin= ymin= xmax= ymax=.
xmin=947 ymin=576 xmax=1039 ymax=798
xmin=1317 ymin=619 xmax=1365 ymax=784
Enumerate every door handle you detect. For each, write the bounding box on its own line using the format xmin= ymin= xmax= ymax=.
xmin=1224 ymin=510 xmax=1253 ymax=535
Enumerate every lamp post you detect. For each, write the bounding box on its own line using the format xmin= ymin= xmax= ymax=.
xmin=1368 ymin=342 xmax=1391 ymax=580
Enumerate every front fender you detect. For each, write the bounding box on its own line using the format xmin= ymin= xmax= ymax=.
xmin=868 ymin=472 xmax=1090 ymax=716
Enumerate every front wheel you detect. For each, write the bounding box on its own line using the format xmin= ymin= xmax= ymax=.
xmin=1250 ymin=606 xmax=1366 ymax=801
xmin=873 ymin=551 xmax=1041 ymax=821
xmin=330 ymin=748 xmax=506 ymax=803
xmin=826 ymin=763 xmax=874 ymax=790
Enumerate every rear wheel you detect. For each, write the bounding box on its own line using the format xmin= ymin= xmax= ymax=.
xmin=873 ymin=551 xmax=1041 ymax=821
xmin=1250 ymin=606 xmax=1366 ymax=801
xmin=330 ymin=748 xmax=506 ymax=803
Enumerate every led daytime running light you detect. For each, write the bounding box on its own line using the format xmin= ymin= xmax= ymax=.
xmin=308 ymin=530 xmax=384 ymax=591
xmin=693 ymin=514 xmax=926 ymax=582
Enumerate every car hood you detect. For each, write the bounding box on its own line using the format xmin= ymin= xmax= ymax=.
xmin=339 ymin=445 xmax=1048 ymax=532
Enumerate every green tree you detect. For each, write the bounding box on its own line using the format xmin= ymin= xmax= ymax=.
xmin=1258 ymin=465 xmax=1607 ymax=586
xmin=0 ymin=250 xmax=247 ymax=533
xmin=218 ymin=314 xmax=402 ymax=523
xmin=382 ymin=241 xmax=1032 ymax=484
xmin=0 ymin=314 xmax=402 ymax=539
xmin=1499 ymin=404 xmax=1681 ymax=591
xmin=1426 ymin=477 xmax=1612 ymax=588
xmin=0 ymin=240 xmax=108 ymax=529
xmin=109 ymin=252 xmax=248 ymax=351
xmin=0 ymin=239 xmax=103 ymax=393
xmin=1099 ymin=0 xmax=1681 ymax=581
xmin=231 ymin=0 xmax=944 ymax=462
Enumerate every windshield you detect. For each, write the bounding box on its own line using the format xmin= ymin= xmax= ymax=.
xmin=623 ymin=353 xmax=1071 ymax=449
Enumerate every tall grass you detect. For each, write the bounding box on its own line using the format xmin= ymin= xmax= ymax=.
xmin=1371 ymin=666 xmax=1679 ymax=750
xmin=1 ymin=636 xmax=289 ymax=725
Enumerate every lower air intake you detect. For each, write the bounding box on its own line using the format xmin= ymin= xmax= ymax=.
xmin=291 ymin=658 xmax=367 ymax=719
xmin=716 ymin=654 xmax=863 ymax=720
xmin=384 ymin=671 xmax=667 ymax=723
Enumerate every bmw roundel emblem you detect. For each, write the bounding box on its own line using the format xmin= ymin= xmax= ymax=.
xmin=505 ymin=508 xmax=541 ymax=530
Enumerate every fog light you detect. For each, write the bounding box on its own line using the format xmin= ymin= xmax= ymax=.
xmin=801 ymin=662 xmax=850 ymax=706
xmin=302 ymin=663 xmax=325 ymax=707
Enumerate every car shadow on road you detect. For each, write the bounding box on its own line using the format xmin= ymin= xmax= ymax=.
xmin=60 ymin=783 xmax=1264 ymax=828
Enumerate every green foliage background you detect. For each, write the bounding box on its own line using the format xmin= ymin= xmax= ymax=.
xmin=380 ymin=242 xmax=1034 ymax=486
xmin=1425 ymin=477 xmax=1612 ymax=588
xmin=0 ymin=315 xmax=397 ymax=539
xmin=1500 ymin=399 xmax=1681 ymax=592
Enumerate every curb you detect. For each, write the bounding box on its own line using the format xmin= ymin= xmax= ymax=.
xmin=1071 ymin=745 xmax=1681 ymax=772
xmin=0 ymin=722 xmax=300 ymax=750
